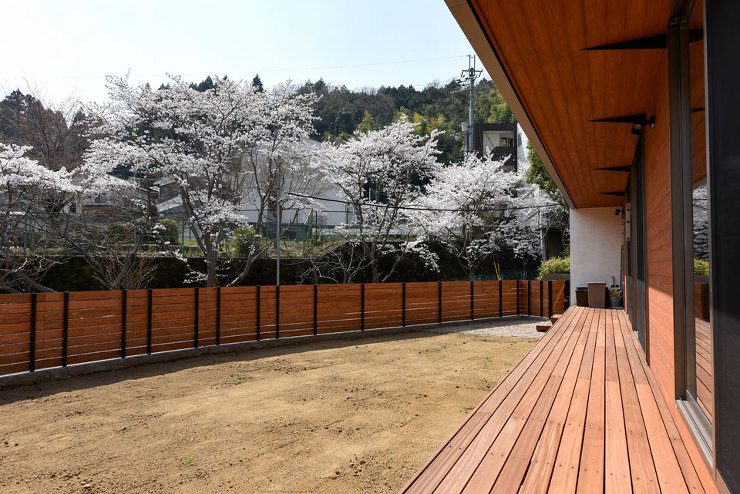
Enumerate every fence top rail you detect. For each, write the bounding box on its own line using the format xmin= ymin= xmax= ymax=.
xmin=0 ymin=279 xmax=565 ymax=302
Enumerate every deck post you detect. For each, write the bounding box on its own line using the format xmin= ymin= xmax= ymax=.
xmin=146 ymin=289 xmax=152 ymax=355
xmin=62 ymin=291 xmax=69 ymax=367
xmin=29 ymin=293 xmax=37 ymax=372
xmin=194 ymin=287 xmax=199 ymax=348
xmin=121 ymin=290 xmax=127 ymax=358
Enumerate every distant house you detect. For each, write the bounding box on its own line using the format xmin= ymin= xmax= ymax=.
xmin=69 ymin=180 xmax=151 ymax=224
xmin=467 ymin=122 xmax=529 ymax=172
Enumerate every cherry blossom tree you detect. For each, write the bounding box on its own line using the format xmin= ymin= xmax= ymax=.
xmin=415 ymin=152 xmax=546 ymax=279
xmin=45 ymin=146 xmax=157 ymax=290
xmin=312 ymin=119 xmax=441 ymax=283
xmin=0 ymin=143 xmax=76 ymax=292
xmin=85 ymin=75 xmax=319 ymax=286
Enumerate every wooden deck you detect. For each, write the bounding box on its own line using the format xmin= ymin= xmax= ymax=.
xmin=401 ymin=306 xmax=712 ymax=493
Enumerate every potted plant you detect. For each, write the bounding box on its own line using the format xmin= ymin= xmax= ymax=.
xmin=609 ymin=286 xmax=623 ymax=308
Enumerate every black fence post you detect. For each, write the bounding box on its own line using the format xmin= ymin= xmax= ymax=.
xmin=527 ymin=280 xmax=531 ymax=317
xmin=313 ymin=284 xmax=318 ymax=336
xmin=438 ymin=281 xmax=443 ymax=324
xmin=216 ymin=286 xmax=221 ymax=345
xmin=499 ymin=280 xmax=503 ymax=318
xmin=360 ymin=283 xmax=365 ymax=331
xmin=516 ymin=281 xmax=520 ymax=316
xmin=121 ymin=290 xmax=127 ymax=359
xmin=194 ymin=288 xmax=199 ymax=348
xmin=147 ymin=289 xmax=153 ymax=355
xmin=548 ymin=281 xmax=553 ymax=318
xmin=29 ymin=293 xmax=37 ymax=372
xmin=402 ymin=282 xmax=406 ymax=327
xmin=62 ymin=291 xmax=69 ymax=367
xmin=565 ymin=280 xmax=571 ymax=309
xmin=256 ymin=285 xmax=261 ymax=341
xmin=470 ymin=280 xmax=475 ymax=320
xmin=275 ymin=285 xmax=280 ymax=339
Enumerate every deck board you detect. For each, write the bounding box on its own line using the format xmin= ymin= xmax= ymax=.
xmin=401 ymin=307 xmax=716 ymax=494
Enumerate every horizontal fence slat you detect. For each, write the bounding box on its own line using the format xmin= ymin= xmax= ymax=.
xmin=0 ymin=279 xmax=565 ymax=377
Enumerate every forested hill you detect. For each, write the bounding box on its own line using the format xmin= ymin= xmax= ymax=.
xmin=291 ymin=76 xmax=516 ymax=164
xmin=0 ymin=75 xmax=516 ymax=167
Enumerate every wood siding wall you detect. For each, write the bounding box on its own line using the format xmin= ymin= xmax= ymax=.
xmin=642 ymin=55 xmax=716 ymax=491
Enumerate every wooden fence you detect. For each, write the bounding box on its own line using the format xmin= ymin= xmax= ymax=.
xmin=0 ymin=280 xmax=566 ymax=377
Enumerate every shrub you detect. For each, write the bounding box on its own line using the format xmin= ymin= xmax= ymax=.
xmin=157 ymin=218 xmax=181 ymax=245
xmin=232 ymin=226 xmax=257 ymax=258
xmin=107 ymin=221 xmax=135 ymax=243
xmin=694 ymin=258 xmax=709 ymax=276
xmin=538 ymin=256 xmax=570 ymax=279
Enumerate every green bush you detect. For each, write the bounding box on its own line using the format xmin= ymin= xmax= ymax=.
xmin=694 ymin=258 xmax=709 ymax=276
xmin=537 ymin=256 xmax=570 ymax=279
xmin=107 ymin=222 xmax=135 ymax=243
xmin=157 ymin=218 xmax=180 ymax=245
xmin=232 ymin=226 xmax=257 ymax=258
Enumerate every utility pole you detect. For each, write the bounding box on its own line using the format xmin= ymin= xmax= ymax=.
xmin=275 ymin=186 xmax=281 ymax=286
xmin=461 ymin=54 xmax=483 ymax=153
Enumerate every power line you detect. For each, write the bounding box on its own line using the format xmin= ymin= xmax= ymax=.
xmin=286 ymin=192 xmax=562 ymax=213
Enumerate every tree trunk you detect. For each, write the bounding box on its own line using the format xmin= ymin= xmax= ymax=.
xmin=205 ymin=239 xmax=218 ymax=286
xmin=370 ymin=241 xmax=380 ymax=284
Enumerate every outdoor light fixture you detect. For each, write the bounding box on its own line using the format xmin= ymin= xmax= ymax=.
xmin=631 ymin=116 xmax=655 ymax=135
xmin=592 ymin=113 xmax=655 ymax=135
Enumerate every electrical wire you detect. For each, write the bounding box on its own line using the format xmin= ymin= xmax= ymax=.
xmin=285 ymin=192 xmax=562 ymax=213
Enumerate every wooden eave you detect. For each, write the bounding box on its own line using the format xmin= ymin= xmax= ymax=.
xmin=446 ymin=0 xmax=676 ymax=208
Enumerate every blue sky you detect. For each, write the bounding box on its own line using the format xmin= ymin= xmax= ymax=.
xmin=1 ymin=0 xmax=488 ymax=104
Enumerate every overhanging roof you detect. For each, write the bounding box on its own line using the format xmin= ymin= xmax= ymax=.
xmin=446 ymin=0 xmax=675 ymax=208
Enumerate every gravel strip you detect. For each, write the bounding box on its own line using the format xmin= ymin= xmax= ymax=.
xmin=425 ymin=316 xmax=549 ymax=339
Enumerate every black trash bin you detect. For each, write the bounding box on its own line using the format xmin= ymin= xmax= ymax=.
xmin=575 ymin=286 xmax=589 ymax=307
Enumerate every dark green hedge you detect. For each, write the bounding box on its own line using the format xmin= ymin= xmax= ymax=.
xmin=39 ymin=243 xmax=538 ymax=291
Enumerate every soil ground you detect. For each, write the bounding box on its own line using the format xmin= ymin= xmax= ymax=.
xmin=0 ymin=319 xmax=540 ymax=494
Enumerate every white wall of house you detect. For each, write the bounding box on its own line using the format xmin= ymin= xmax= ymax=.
xmin=481 ymin=130 xmax=516 ymax=156
xmin=570 ymin=207 xmax=623 ymax=302
xmin=239 ymin=183 xmax=352 ymax=227
xmin=516 ymin=123 xmax=529 ymax=169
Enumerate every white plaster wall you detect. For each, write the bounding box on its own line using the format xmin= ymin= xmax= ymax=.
xmin=516 ymin=123 xmax=529 ymax=164
xmin=570 ymin=207 xmax=623 ymax=302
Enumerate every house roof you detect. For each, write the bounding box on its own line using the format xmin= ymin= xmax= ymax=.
xmin=446 ymin=0 xmax=682 ymax=208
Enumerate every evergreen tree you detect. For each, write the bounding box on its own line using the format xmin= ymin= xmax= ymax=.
xmin=252 ymin=74 xmax=264 ymax=93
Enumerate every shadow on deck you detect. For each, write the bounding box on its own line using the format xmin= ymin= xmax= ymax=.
xmin=401 ymin=306 xmax=713 ymax=493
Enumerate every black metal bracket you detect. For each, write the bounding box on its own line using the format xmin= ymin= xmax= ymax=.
xmin=582 ymin=28 xmax=703 ymax=51
xmin=597 ymin=166 xmax=633 ymax=173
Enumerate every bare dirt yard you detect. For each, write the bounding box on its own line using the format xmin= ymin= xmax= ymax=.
xmin=0 ymin=319 xmax=540 ymax=494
